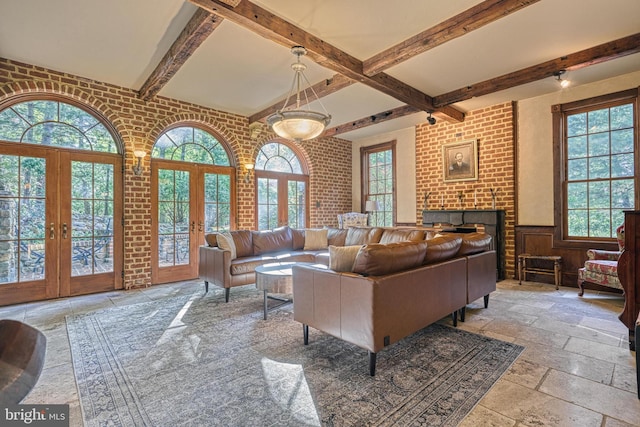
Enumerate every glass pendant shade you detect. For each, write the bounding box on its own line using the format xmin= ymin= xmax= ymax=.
xmin=267 ymin=46 xmax=331 ymax=142
xmin=267 ymin=110 xmax=331 ymax=141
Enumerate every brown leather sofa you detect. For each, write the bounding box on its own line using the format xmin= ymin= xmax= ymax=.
xmin=291 ymin=233 xmax=496 ymax=376
xmin=199 ymin=226 xmax=432 ymax=302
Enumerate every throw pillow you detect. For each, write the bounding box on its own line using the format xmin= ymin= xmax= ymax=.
xmin=329 ymin=245 xmax=362 ymax=272
xmin=217 ymin=232 xmax=237 ymax=260
xmin=304 ymin=228 xmax=328 ymax=250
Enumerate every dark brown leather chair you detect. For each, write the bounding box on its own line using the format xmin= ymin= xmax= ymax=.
xmin=0 ymin=319 xmax=47 ymax=405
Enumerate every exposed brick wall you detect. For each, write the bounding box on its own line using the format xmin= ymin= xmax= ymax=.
xmin=416 ymin=102 xmax=516 ymax=277
xmin=0 ymin=58 xmax=352 ymax=289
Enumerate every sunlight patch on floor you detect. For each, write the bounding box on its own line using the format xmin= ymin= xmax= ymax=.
xmin=261 ymin=357 xmax=321 ymax=426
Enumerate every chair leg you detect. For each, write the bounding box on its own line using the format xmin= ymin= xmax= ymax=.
xmin=577 ymin=278 xmax=585 ymax=296
xmin=204 ymin=281 xmax=209 ymax=293
xmin=224 ymin=288 xmax=230 ymax=303
xmin=303 ymin=324 xmax=309 ymax=345
xmin=484 ymin=294 xmax=490 ymax=308
xmin=369 ymin=351 xmax=377 ymax=376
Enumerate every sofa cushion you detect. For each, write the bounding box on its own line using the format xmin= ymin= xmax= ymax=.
xmin=252 ymin=226 xmax=293 ymax=255
xmin=345 ymin=227 xmax=384 ymax=246
xmin=352 ymin=241 xmax=428 ymax=276
xmin=457 ymin=232 xmax=492 ymax=256
xmin=327 ymin=228 xmax=348 ymax=247
xmin=328 ymin=245 xmax=362 ymax=272
xmin=423 ymin=234 xmax=462 ymax=264
xmin=230 ymin=230 xmax=253 ymax=257
xmin=229 ymin=253 xmax=315 ymax=275
xmin=304 ymin=228 xmax=328 ymax=250
xmin=205 ymin=233 xmax=218 ymax=247
xmin=584 ymin=259 xmax=618 ymax=276
xmin=217 ymin=232 xmax=237 ymax=260
xmin=291 ymin=228 xmax=305 ymax=250
xmin=379 ymin=228 xmax=425 ymax=244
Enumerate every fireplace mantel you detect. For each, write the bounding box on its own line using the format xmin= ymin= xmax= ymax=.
xmin=423 ymin=209 xmax=506 ymax=280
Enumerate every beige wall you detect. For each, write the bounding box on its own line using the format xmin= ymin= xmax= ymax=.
xmin=518 ymin=70 xmax=640 ymax=226
xmin=351 ymin=127 xmax=417 ymax=224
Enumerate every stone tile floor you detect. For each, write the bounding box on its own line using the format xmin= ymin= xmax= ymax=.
xmin=1 ymin=279 xmax=638 ymax=426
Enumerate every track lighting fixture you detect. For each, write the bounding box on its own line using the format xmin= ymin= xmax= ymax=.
xmin=553 ymin=70 xmax=570 ymax=89
xmin=427 ymin=113 xmax=436 ymax=125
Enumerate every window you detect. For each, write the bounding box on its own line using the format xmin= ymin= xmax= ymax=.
xmin=254 ymin=142 xmax=308 ymax=230
xmin=0 ymin=99 xmax=117 ymax=152
xmin=361 ymin=141 xmax=396 ymax=227
xmin=554 ymin=89 xmax=637 ymax=242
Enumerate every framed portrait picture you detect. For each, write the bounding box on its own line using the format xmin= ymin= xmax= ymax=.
xmin=442 ymin=139 xmax=478 ymax=182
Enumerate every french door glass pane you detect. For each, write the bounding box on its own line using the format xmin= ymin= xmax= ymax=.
xmin=0 ymin=155 xmax=46 ymax=283
xmin=71 ymin=161 xmax=114 ymax=276
xmin=287 ymin=181 xmax=306 ymax=229
xmin=257 ymin=177 xmax=278 ymax=230
xmin=204 ymin=173 xmax=231 ymax=232
xmin=158 ymin=169 xmax=190 ymax=266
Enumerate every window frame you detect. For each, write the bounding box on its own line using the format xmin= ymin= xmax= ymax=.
xmin=361 ymin=140 xmax=396 ymax=227
xmin=552 ymin=88 xmax=639 ymax=249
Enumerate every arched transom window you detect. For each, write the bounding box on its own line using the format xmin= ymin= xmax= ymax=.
xmin=0 ymin=99 xmax=117 ymax=152
xmin=255 ymin=142 xmax=304 ymax=173
xmin=152 ymin=126 xmax=230 ymax=165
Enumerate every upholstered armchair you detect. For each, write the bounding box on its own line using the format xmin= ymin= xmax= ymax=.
xmin=577 ymin=224 xmax=625 ymax=296
xmin=337 ymin=212 xmax=368 ymax=229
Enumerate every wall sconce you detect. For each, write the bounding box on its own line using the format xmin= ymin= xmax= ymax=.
xmin=553 ymin=70 xmax=570 ymax=88
xmin=427 ymin=113 xmax=436 ymax=125
xmin=133 ymin=150 xmax=146 ymax=176
xmin=244 ymin=163 xmax=254 ymax=183
xmin=248 ymin=122 xmax=263 ymax=140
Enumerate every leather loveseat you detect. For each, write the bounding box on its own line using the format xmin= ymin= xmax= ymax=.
xmin=291 ymin=233 xmax=496 ymax=375
xmin=199 ymin=226 xmax=431 ymax=302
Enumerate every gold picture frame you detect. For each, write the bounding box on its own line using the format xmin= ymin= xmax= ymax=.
xmin=442 ymin=139 xmax=478 ymax=182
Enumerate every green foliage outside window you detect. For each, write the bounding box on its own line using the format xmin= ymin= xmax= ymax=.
xmin=566 ymin=102 xmax=635 ymax=238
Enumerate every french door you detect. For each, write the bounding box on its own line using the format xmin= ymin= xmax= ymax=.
xmin=151 ymin=160 xmax=234 ymax=284
xmin=0 ymin=142 xmax=123 ymax=306
xmin=256 ymin=171 xmax=308 ymax=230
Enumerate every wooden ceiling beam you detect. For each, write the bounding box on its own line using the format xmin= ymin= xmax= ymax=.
xmin=138 ymin=9 xmax=223 ymax=101
xmin=434 ymin=32 xmax=640 ymax=107
xmin=249 ymin=74 xmax=354 ymax=124
xmin=188 ymin=0 xmax=465 ymax=122
xmin=322 ymin=105 xmax=421 ymax=138
xmin=363 ymin=0 xmax=540 ymax=76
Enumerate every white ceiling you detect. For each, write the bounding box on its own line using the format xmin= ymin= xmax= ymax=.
xmin=1 ymin=0 xmax=639 ymax=141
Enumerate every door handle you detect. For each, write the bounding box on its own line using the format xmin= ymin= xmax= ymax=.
xmin=198 ymin=221 xmax=203 ymax=232
xmin=62 ymin=223 xmax=68 ymax=239
xmin=49 ymin=223 xmax=55 ymax=239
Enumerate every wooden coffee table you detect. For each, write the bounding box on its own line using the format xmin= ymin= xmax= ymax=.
xmin=255 ymin=262 xmax=299 ymax=320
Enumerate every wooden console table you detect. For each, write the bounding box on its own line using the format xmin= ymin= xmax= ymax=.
xmin=518 ymin=254 xmax=562 ymax=290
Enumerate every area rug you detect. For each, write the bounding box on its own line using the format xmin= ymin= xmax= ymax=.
xmin=66 ymin=286 xmax=524 ymax=427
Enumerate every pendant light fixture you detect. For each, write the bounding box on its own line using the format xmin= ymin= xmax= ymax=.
xmin=266 ymin=46 xmax=331 ymax=142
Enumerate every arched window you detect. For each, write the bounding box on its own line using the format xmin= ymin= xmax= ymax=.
xmin=152 ymin=126 xmax=230 ymax=165
xmin=255 ymin=142 xmax=304 ymax=173
xmin=0 ymin=99 xmax=117 ymax=152
xmin=0 ymin=98 xmax=122 ymax=303
xmin=150 ymin=125 xmax=235 ymax=283
xmin=254 ymin=142 xmax=308 ymax=230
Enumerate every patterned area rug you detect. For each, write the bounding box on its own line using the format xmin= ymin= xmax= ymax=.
xmin=66 ymin=286 xmax=524 ymax=427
